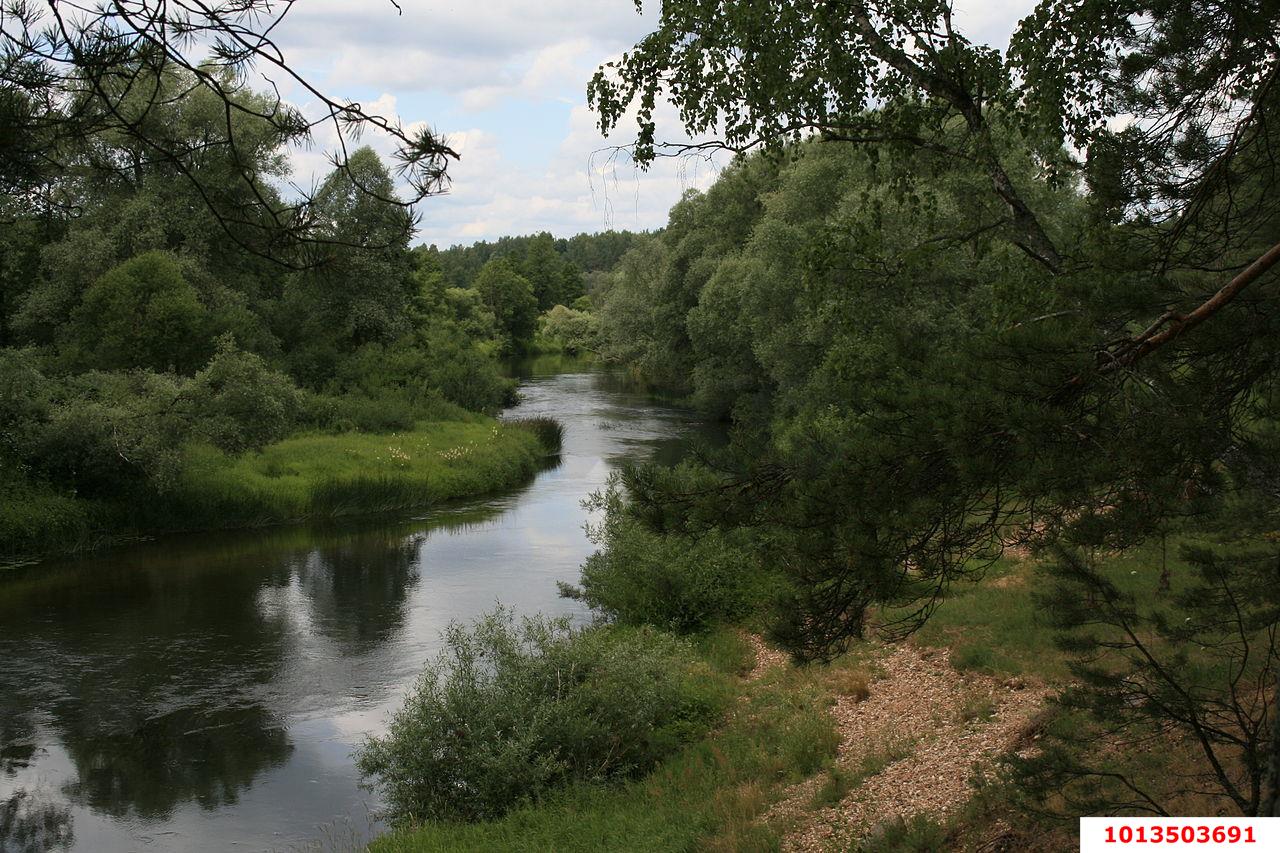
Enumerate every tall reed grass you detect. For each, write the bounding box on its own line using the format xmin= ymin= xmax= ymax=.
xmin=505 ymin=416 xmax=565 ymax=454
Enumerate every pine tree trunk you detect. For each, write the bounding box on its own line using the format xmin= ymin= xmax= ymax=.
xmin=1264 ymin=672 xmax=1280 ymax=816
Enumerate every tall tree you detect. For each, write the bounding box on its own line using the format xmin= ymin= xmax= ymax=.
xmin=590 ymin=0 xmax=1280 ymax=656
xmin=1 ymin=0 xmax=455 ymax=262
xmin=589 ymin=0 xmax=1280 ymax=816
xmin=474 ymin=258 xmax=537 ymax=356
xmin=279 ymin=147 xmax=417 ymax=382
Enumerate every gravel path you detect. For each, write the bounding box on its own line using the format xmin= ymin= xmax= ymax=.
xmin=762 ymin=643 xmax=1049 ymax=851
xmin=744 ymin=631 xmax=789 ymax=680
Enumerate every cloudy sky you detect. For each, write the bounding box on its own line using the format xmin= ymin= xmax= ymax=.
xmin=266 ymin=1 xmax=1037 ymax=248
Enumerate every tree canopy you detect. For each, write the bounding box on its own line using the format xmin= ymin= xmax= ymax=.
xmin=584 ymin=2 xmax=1280 ymax=816
xmin=1 ymin=0 xmax=455 ymax=262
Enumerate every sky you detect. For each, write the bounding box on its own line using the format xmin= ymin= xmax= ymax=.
xmin=266 ymin=0 xmax=1038 ymax=249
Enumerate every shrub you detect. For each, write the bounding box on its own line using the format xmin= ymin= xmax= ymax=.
xmin=0 ymin=349 xmax=51 ymax=477
xmin=564 ymin=482 xmax=775 ymax=632
xmin=473 ymin=258 xmax=538 ymax=355
xmin=412 ymin=322 xmax=517 ymax=413
xmin=535 ymin=304 xmax=598 ymax=354
xmin=325 ymin=391 xmax=418 ymax=434
xmin=857 ymin=815 xmax=949 ymax=852
xmin=329 ymin=327 xmax=515 ymax=423
xmin=355 ymin=609 xmax=726 ymax=825
xmin=0 ymin=479 xmax=92 ymax=558
xmin=32 ymin=371 xmax=190 ymax=497
xmin=187 ymin=337 xmax=301 ymax=452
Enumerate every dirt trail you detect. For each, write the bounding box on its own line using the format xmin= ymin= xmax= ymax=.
xmin=746 ymin=639 xmax=1048 ymax=851
xmin=743 ymin=631 xmax=789 ymax=680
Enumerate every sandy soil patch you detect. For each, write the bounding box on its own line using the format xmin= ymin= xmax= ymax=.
xmin=767 ymin=644 xmax=1049 ymax=851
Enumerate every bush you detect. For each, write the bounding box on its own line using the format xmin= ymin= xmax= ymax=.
xmin=0 ymin=479 xmax=92 ymax=559
xmin=535 ymin=304 xmax=598 ymax=354
xmin=564 ymin=481 xmax=775 ymax=632
xmin=32 ymin=370 xmax=191 ymax=497
xmin=0 ymin=349 xmax=51 ymax=478
xmin=187 ymin=337 xmax=301 ymax=452
xmin=329 ymin=326 xmax=516 ymax=422
xmin=857 ymin=815 xmax=949 ymax=852
xmin=355 ymin=609 xmax=726 ymax=825
xmin=412 ymin=322 xmax=517 ymax=413
xmin=325 ymin=391 xmax=418 ymax=433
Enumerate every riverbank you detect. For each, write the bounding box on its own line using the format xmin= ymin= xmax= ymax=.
xmin=367 ymin=541 xmax=1203 ymax=852
xmin=0 ymin=416 xmax=561 ymax=565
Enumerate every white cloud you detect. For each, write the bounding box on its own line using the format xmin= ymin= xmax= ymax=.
xmin=412 ymin=98 xmax=726 ymax=247
xmin=261 ymin=1 xmax=1034 ymax=246
xmin=952 ymin=0 xmax=1039 ymax=48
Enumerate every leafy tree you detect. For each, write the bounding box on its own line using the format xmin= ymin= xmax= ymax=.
xmin=1012 ymin=527 xmax=1279 ymax=817
xmin=69 ymin=251 xmax=209 ymax=374
xmin=280 ymin=147 xmax=418 ymax=381
xmin=564 ymin=230 xmax=645 ymax=273
xmin=521 ymin=232 xmax=584 ymax=310
xmin=584 ymin=0 xmax=1280 ymax=820
xmin=473 ymin=258 xmax=538 ymax=355
xmin=536 ymin=304 xmax=597 ymax=355
xmin=32 ymin=370 xmax=193 ymax=497
xmin=187 ymin=338 xmax=301 ymax=453
xmin=591 ymin=0 xmax=1280 ymax=649
xmin=0 ymin=216 xmax=40 ymax=347
xmin=0 ymin=348 xmax=50 ymax=484
xmin=2 ymin=1 xmax=454 ymax=260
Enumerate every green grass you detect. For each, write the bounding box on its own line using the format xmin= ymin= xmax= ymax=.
xmin=902 ymin=541 xmax=1194 ymax=680
xmin=0 ymin=481 xmax=96 ymax=566
xmin=505 ymin=417 xmax=564 ymax=454
xmin=370 ymin=626 xmax=839 ymax=853
xmin=896 ymin=557 xmax=1063 ymax=679
xmin=1 ymin=417 xmax=557 ymax=561
xmin=156 ymin=420 xmax=549 ymax=528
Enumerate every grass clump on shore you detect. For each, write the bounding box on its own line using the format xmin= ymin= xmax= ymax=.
xmin=0 ymin=481 xmax=96 ymax=564
xmin=505 ymin=416 xmax=565 ymax=454
xmin=140 ymin=419 xmax=552 ymax=530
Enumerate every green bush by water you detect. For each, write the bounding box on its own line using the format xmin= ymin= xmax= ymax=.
xmin=369 ymin=626 xmax=838 ymax=853
xmin=566 ymin=508 xmax=777 ymax=632
xmin=355 ymin=609 xmax=728 ymax=826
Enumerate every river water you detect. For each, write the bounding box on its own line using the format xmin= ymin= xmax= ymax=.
xmin=0 ymin=367 xmax=717 ymax=853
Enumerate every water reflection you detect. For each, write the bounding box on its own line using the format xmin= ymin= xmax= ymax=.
xmin=59 ymin=706 xmax=291 ymax=820
xmin=2 ymin=790 xmax=73 ymax=852
xmin=286 ymin=530 xmax=422 ymax=652
xmin=0 ymin=370 xmax=720 ymax=852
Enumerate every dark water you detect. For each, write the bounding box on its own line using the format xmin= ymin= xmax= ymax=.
xmin=0 ymin=369 xmax=717 ymax=853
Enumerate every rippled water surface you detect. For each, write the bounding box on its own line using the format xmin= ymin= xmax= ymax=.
xmin=0 ymin=368 xmax=718 ymax=852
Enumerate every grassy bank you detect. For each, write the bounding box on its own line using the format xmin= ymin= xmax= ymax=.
xmin=0 ymin=417 xmax=560 ymax=564
xmin=369 ymin=540 xmax=1223 ymax=852
xmin=368 ymin=628 xmax=859 ymax=853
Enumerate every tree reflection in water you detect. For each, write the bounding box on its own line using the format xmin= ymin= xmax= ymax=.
xmin=1 ymin=790 xmax=73 ymax=852
xmin=0 ymin=519 xmax=428 ymax=825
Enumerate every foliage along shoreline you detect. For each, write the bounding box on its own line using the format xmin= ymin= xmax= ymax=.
xmin=0 ymin=64 xmax=626 ymax=569
xmin=0 ymin=416 xmax=564 ymax=567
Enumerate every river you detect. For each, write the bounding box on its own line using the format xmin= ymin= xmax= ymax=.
xmin=0 ymin=366 xmax=718 ymax=853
